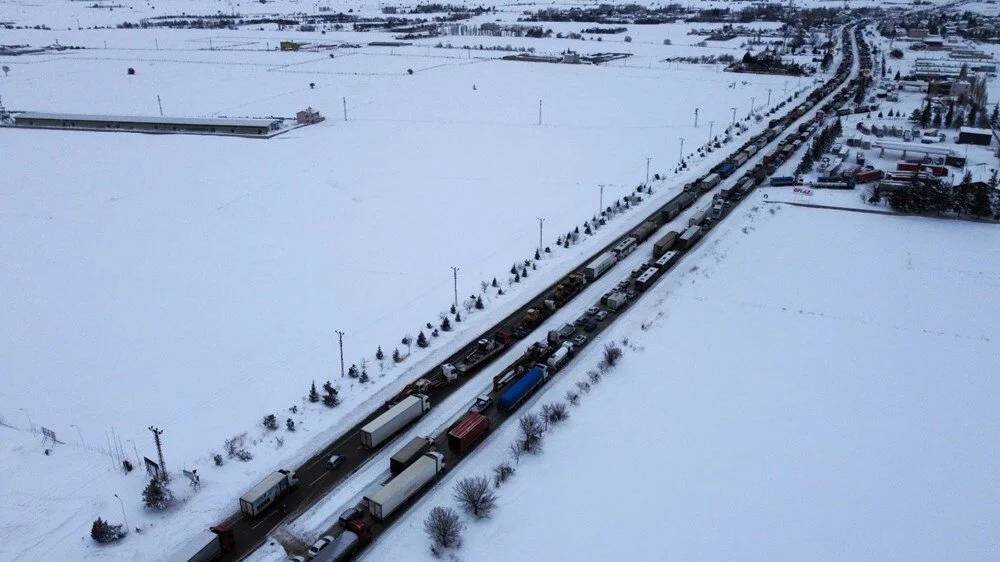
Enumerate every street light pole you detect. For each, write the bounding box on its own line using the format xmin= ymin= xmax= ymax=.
xmin=749 ymin=96 xmax=756 ymax=118
xmin=708 ymin=121 xmax=715 ymax=143
xmin=766 ymin=88 xmax=772 ymax=108
xmin=694 ymin=107 xmax=700 ymax=128
xmin=730 ymin=107 xmax=737 ymax=129
xmin=645 ymin=157 xmax=652 ymax=184
xmin=678 ymin=138 xmax=685 ymax=164
xmin=114 ymin=494 xmax=129 ymax=531
xmin=536 ymin=218 xmax=544 ymax=252
xmin=335 ymin=330 xmax=345 ymax=378
xmin=450 ymin=267 xmax=459 ymax=308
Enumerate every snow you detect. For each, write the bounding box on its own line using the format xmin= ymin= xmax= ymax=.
xmin=0 ymin=1 xmax=819 ymax=560
xmin=362 ymin=189 xmax=1000 ymax=562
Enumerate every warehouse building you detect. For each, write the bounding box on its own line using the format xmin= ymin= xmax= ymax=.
xmin=957 ymin=126 xmax=994 ymax=146
xmin=13 ymin=112 xmax=284 ymax=137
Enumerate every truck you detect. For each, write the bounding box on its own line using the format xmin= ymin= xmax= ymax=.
xmin=583 ymin=252 xmax=616 ymax=280
xmin=676 ymin=225 xmax=702 ymax=251
xmin=688 ymin=206 xmax=712 ymax=227
xmin=390 ymin=436 xmax=433 ymax=476
xmin=611 ymin=236 xmax=637 ymax=258
xmin=605 ymin=291 xmax=628 ymax=311
xmin=654 ymin=250 xmax=679 ymax=270
xmin=360 ymin=394 xmax=431 ymax=449
xmin=769 ymin=176 xmax=799 ymax=186
xmin=309 ymin=520 xmax=371 ymax=562
xmin=239 ymin=470 xmax=298 ymax=517
xmin=635 ymin=267 xmax=659 ymax=291
xmin=546 ymin=342 xmax=573 ymax=370
xmin=448 ymin=412 xmax=490 ymax=453
xmin=652 ymin=231 xmax=678 ymax=258
xmin=631 ymin=220 xmax=658 ymax=242
xmin=854 ymin=168 xmax=883 ymax=184
xmin=364 ymin=452 xmax=445 ymax=520
xmin=498 ymin=365 xmax=548 ymax=413
xmin=442 ymin=332 xmax=511 ymax=376
xmin=700 ymin=173 xmax=722 ymax=190
xmin=167 ymin=526 xmax=234 ymax=562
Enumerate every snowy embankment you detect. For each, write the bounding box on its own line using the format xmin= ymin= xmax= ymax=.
xmin=361 ymin=191 xmax=1000 ymax=562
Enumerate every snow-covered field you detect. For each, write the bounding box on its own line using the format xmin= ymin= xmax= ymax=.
xmin=363 ymin=188 xmax=1000 ymax=562
xmin=0 ymin=1 xmax=827 ymax=560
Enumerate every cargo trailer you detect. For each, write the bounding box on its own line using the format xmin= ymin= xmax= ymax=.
xmin=652 ymin=231 xmax=679 ymax=258
xmin=677 ymin=225 xmax=702 ymax=250
xmin=390 ymin=436 xmax=433 ymax=476
xmin=654 ymin=251 xmax=679 ymax=270
xmin=167 ymin=526 xmax=234 ymax=562
xmin=583 ymin=252 xmax=617 ymax=280
xmin=498 ymin=366 xmax=548 ymax=412
xmin=546 ymin=342 xmax=573 ymax=370
xmin=361 ymin=394 xmax=431 ymax=449
xmin=239 ymin=470 xmax=298 ymax=517
xmin=605 ymin=291 xmax=628 ymax=311
xmin=364 ymin=452 xmax=445 ymax=520
xmin=448 ymin=412 xmax=490 ymax=453
xmin=635 ymin=267 xmax=659 ymax=291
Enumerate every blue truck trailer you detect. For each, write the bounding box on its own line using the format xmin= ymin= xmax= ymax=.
xmin=498 ymin=366 xmax=548 ymax=413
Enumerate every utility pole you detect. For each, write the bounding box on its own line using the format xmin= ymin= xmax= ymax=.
xmin=694 ymin=107 xmax=700 ymax=128
xmin=155 ymin=38 xmax=159 ymax=50
xmin=730 ymin=107 xmax=737 ymax=129
xmin=342 ymin=97 xmax=347 ymax=121
xmin=598 ymin=186 xmax=604 ymax=215
xmin=749 ymin=96 xmax=756 ymax=118
xmin=157 ymin=95 xmax=163 ymax=117
xmin=450 ymin=267 xmax=459 ymax=309
xmin=114 ymin=494 xmax=129 ymax=531
xmin=537 ymin=99 xmax=542 ymax=126
xmin=536 ymin=218 xmax=544 ymax=252
xmin=766 ymin=88 xmax=772 ymax=107
xmin=147 ymin=426 xmax=167 ymax=482
xmin=708 ymin=121 xmax=715 ymax=143
xmin=678 ymin=138 xmax=685 ymax=164
xmin=645 ymin=157 xmax=652 ymax=184
xmin=335 ymin=330 xmax=345 ymax=378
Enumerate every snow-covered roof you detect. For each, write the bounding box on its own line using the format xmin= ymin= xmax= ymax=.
xmin=15 ymin=111 xmax=279 ymax=128
xmin=959 ymin=126 xmax=993 ymax=136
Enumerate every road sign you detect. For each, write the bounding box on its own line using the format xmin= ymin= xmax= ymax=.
xmin=182 ymin=469 xmax=200 ymax=488
xmin=144 ymin=456 xmax=161 ymax=480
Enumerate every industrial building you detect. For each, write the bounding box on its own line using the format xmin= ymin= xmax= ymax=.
xmin=957 ymin=126 xmax=994 ymax=146
xmin=12 ymin=112 xmax=284 ymax=137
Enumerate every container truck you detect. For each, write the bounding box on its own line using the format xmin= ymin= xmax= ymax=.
xmin=700 ymin=173 xmax=722 ymax=190
xmin=167 ymin=526 xmax=234 ymax=562
xmin=631 ymin=221 xmax=658 ymax=242
xmin=654 ymin=251 xmax=679 ymax=270
xmin=441 ymin=332 xmax=510 ymax=376
xmin=635 ymin=267 xmax=658 ymax=291
xmin=364 ymin=452 xmax=445 ymax=521
xmin=498 ymin=366 xmax=549 ymax=413
xmin=309 ymin=520 xmax=371 ymax=562
xmin=652 ymin=231 xmax=678 ymax=258
xmin=605 ymin=291 xmax=628 ymax=311
xmin=769 ymin=176 xmax=799 ymax=186
xmin=688 ymin=206 xmax=712 ymax=227
xmin=390 ymin=436 xmax=433 ymax=476
xmin=360 ymin=394 xmax=431 ymax=449
xmin=583 ymin=252 xmax=616 ymax=280
xmin=239 ymin=470 xmax=298 ymax=517
xmin=677 ymin=225 xmax=702 ymax=250
xmin=611 ymin=236 xmax=637 ymax=257
xmin=448 ymin=412 xmax=490 ymax=453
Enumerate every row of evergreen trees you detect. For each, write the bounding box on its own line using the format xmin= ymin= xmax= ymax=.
xmin=882 ymin=171 xmax=999 ymax=219
xmin=909 ymin=98 xmax=999 ymax=130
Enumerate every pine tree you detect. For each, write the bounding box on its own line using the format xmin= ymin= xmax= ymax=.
xmin=322 ymin=382 xmax=340 ymax=407
xmin=945 ymin=101 xmax=955 ymax=128
xmin=286 ymin=418 xmax=295 ymax=431
xmin=308 ymin=381 xmax=319 ymax=403
xmin=971 ymin=184 xmax=991 ymax=217
xmin=475 ymin=295 xmax=484 ymax=309
xmin=263 ymin=414 xmax=278 ymax=430
xmin=375 ymin=346 xmax=384 ymax=361
xmin=91 ymin=517 xmax=125 ymax=543
xmin=455 ymin=311 xmax=462 ymax=322
xmin=910 ymin=107 xmax=921 ymax=122
xmin=534 ymin=249 xmax=540 ymax=260
xmin=417 ymin=331 xmax=428 ymax=348
xmin=991 ymin=104 xmax=999 ymax=125
xmin=491 ymin=277 xmax=498 ymax=287
xmin=514 ymin=271 xmax=520 ymax=282
xmin=441 ymin=316 xmax=451 ymax=331
xmin=920 ymin=99 xmax=932 ymax=126
xmin=392 ymin=348 xmax=402 ymax=363
xmin=142 ymin=477 xmax=172 ymax=510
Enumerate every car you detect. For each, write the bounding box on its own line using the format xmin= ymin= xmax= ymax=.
xmin=573 ymin=315 xmax=589 ymax=327
xmin=326 ymin=454 xmax=344 ymax=470
xmin=288 ymin=556 xmax=306 ymax=562
xmin=573 ymin=334 xmax=587 ymax=347
xmin=339 ymin=506 xmax=363 ymax=524
xmin=595 ymin=310 xmax=609 ymax=322
xmin=307 ymin=536 xmax=332 ymax=557
xmin=586 ymin=306 xmax=601 ymax=316
xmin=582 ymin=320 xmax=597 ymax=333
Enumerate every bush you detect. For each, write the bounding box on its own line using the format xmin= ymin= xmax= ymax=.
xmin=424 ymin=506 xmax=464 ymax=550
xmin=453 ymin=476 xmax=497 ymax=518
xmin=542 ymin=402 xmax=569 ymax=425
xmin=603 ymin=342 xmax=623 ymax=367
xmin=493 ymin=462 xmax=515 ymax=487
xmin=142 ymin=478 xmax=173 ymax=510
xmin=263 ymin=414 xmax=278 ymax=430
xmin=91 ymin=517 xmax=126 ymax=543
xmin=213 ymin=453 xmax=224 ymax=466
xmin=224 ymin=433 xmax=252 ymax=461
xmin=518 ymin=413 xmax=545 ymax=454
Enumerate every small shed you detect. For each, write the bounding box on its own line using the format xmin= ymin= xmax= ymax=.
xmin=296 ymin=107 xmax=324 ymax=124
xmin=958 ymin=127 xmax=993 ymax=146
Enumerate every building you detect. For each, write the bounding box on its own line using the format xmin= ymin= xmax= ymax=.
xmin=13 ymin=112 xmax=283 ymax=137
xmin=296 ymin=107 xmax=324 ymax=125
xmin=957 ymin=126 xmax=993 ymax=146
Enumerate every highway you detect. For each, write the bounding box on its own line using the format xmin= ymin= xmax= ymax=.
xmin=204 ymin=21 xmax=866 ymax=562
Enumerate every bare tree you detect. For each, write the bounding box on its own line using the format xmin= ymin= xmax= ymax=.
xmin=424 ymin=506 xmax=464 ymax=550
xmin=508 ymin=440 xmax=522 ymax=465
xmin=588 ymin=369 xmax=602 ymax=384
xmin=565 ymin=389 xmax=580 ymax=406
xmin=518 ymin=413 xmax=545 ymax=454
xmin=576 ymin=380 xmax=591 ymax=394
xmin=493 ymin=462 xmax=515 ymax=487
xmin=603 ymin=342 xmax=623 ymax=367
xmin=453 ymin=476 xmax=497 ymax=518
xmin=542 ymin=402 xmax=569 ymax=426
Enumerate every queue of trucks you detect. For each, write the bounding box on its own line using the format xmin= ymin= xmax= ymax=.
xmin=183 ymin=23 xmax=870 ymax=562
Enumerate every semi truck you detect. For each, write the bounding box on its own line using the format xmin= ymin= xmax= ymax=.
xmin=652 ymin=231 xmax=678 ymax=258
xmin=447 ymin=412 xmax=490 ymax=453
xmin=653 ymin=250 xmax=679 ymax=271
xmin=167 ymin=525 xmax=234 ymax=562
xmin=498 ymin=365 xmax=548 ymax=413
xmin=239 ymin=470 xmax=298 ymax=517
xmin=390 ymin=436 xmax=433 ymax=476
xmin=364 ymin=452 xmax=445 ymax=520
xmin=677 ymin=225 xmax=702 ymax=251
xmin=360 ymin=394 xmax=431 ymax=449
xmin=441 ymin=332 xmax=511 ymax=376
xmin=309 ymin=520 xmax=371 ymax=562
xmin=546 ymin=342 xmax=573 ymax=370
xmin=635 ymin=267 xmax=659 ymax=291
xmin=584 ymin=252 xmax=616 ymax=280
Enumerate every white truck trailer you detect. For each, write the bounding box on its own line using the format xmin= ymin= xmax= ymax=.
xmin=360 ymin=394 xmax=431 ymax=448
xmin=239 ymin=469 xmax=298 ymax=517
xmin=364 ymin=452 xmax=445 ymax=520
xmin=583 ymin=252 xmax=616 ymax=280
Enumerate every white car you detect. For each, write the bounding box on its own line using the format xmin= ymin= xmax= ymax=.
xmin=307 ymin=536 xmax=332 ymax=557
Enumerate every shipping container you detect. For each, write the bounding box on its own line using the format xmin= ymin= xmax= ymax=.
xmin=239 ymin=470 xmax=298 ymax=517
xmin=700 ymin=173 xmax=722 ymax=190
xmin=447 ymin=412 xmax=490 ymax=453
xmin=389 ymin=436 xmax=433 ymax=476
xmin=364 ymin=452 xmax=444 ymax=520
xmin=654 ymin=251 xmax=679 ymax=270
xmin=583 ymin=252 xmax=617 ymax=280
xmin=631 ymin=221 xmax=658 ymax=242
xmin=677 ymin=225 xmax=702 ymax=250
xmin=611 ymin=236 xmax=637 ymax=258
xmin=635 ymin=267 xmax=659 ymax=291
xmin=605 ymin=292 xmax=628 ymax=311
xmin=652 ymin=231 xmax=679 ymax=258
xmin=360 ymin=394 xmax=431 ymax=449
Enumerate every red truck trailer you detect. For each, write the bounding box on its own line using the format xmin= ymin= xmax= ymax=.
xmin=447 ymin=412 xmax=490 ymax=453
